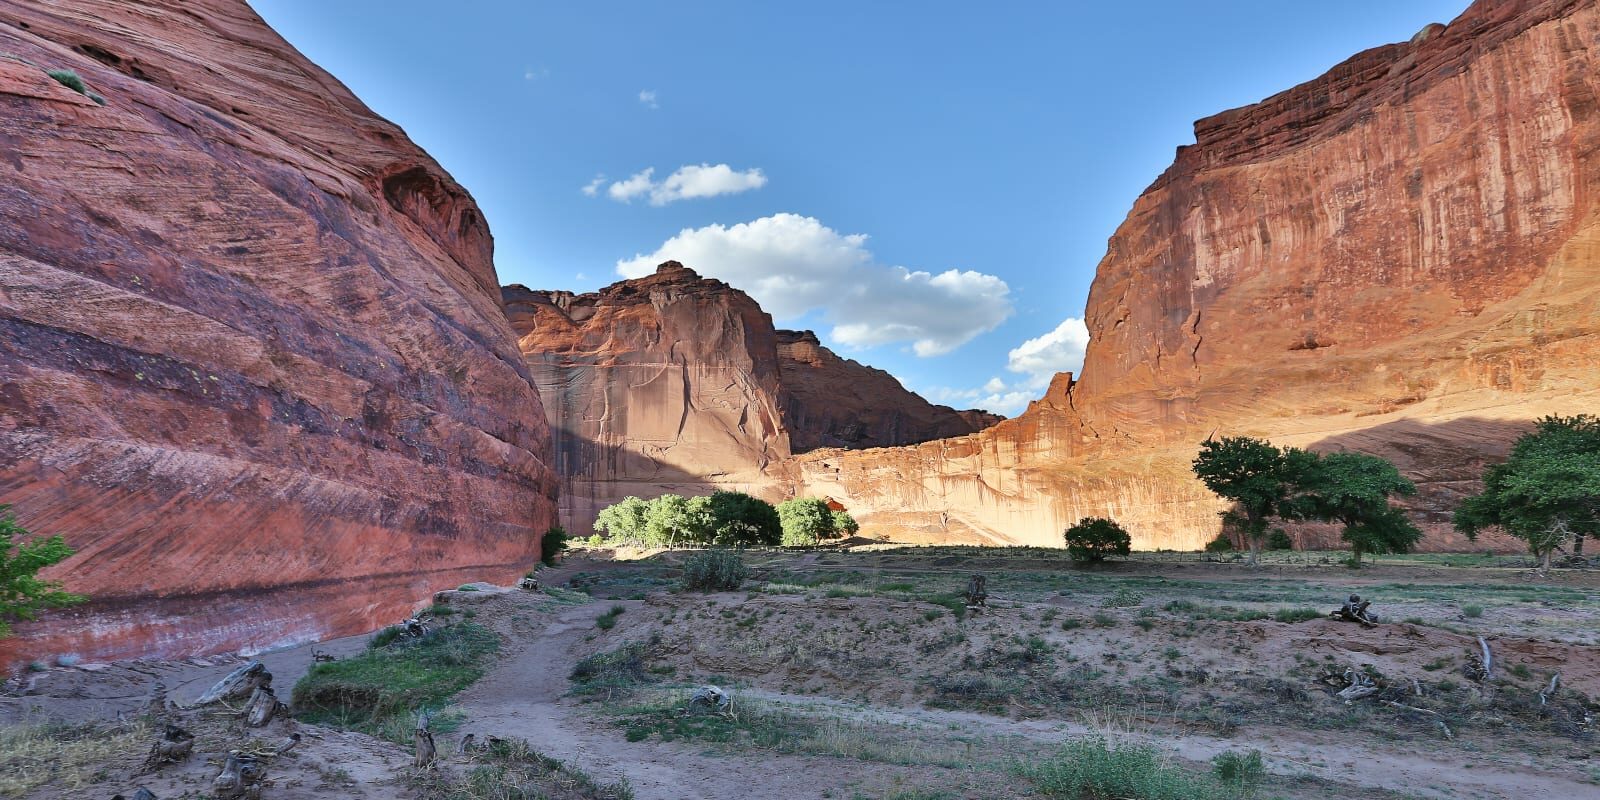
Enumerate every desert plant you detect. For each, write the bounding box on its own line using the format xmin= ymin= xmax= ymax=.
xmin=777 ymin=498 xmax=836 ymax=547
xmin=1265 ymin=529 xmax=1294 ymax=551
xmin=1203 ymin=533 xmax=1233 ymax=553
xmin=1064 ymin=517 xmax=1132 ymax=562
xmin=1019 ymin=736 xmax=1222 ymax=799
xmin=0 ymin=506 xmax=86 ymax=638
xmin=681 ymin=549 xmax=747 ymax=591
xmin=596 ymin=604 xmax=625 ymax=630
xmin=540 ymin=525 xmax=570 ymax=566
xmin=1455 ymin=414 xmax=1600 ymax=571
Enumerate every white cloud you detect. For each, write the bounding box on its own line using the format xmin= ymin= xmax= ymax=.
xmin=982 ymin=377 xmax=1006 ymax=393
xmin=580 ymin=174 xmax=606 ymax=197
xmin=1006 ymin=317 xmax=1090 ymax=388
xmin=524 ymin=67 xmax=549 ymax=81
xmin=616 ymin=214 xmax=1011 ymax=356
xmin=607 ymin=168 xmax=655 ymax=202
xmin=601 ymin=164 xmax=766 ymax=206
xmin=638 ymin=89 xmax=659 ymax=109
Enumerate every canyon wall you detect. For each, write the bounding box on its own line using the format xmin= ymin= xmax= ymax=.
xmin=795 ymin=0 xmax=1600 ymax=550
xmin=507 ymin=263 xmax=998 ymax=536
xmin=0 ymin=0 xmax=559 ymax=664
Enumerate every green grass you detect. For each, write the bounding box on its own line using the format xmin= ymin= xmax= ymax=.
xmin=596 ymin=604 xmax=626 ymax=630
xmin=411 ymin=736 xmax=633 ymax=800
xmin=1018 ymin=736 xmax=1252 ymax=800
xmin=570 ymin=640 xmax=656 ymax=695
xmin=291 ymin=622 xmax=499 ymax=743
xmin=1272 ymin=607 xmax=1322 ymax=623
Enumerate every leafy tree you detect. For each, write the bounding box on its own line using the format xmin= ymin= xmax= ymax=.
xmin=777 ymin=498 xmax=836 ymax=547
xmin=540 ymin=526 xmax=569 ymax=567
xmin=1063 ymin=517 xmax=1132 ymax=562
xmin=644 ymin=494 xmax=704 ymax=547
xmin=1455 ymin=415 xmax=1600 ymax=571
xmin=1191 ymin=437 xmax=1310 ymax=565
xmin=1265 ymin=529 xmax=1294 ymax=551
xmin=594 ymin=496 xmax=650 ymax=545
xmin=831 ymin=510 xmax=860 ymax=538
xmin=703 ymin=491 xmax=782 ymax=546
xmin=1291 ymin=451 xmax=1421 ymax=567
xmin=1 ymin=507 xmax=85 ymax=639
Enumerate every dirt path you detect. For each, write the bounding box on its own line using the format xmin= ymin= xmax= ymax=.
xmin=454 ymin=598 xmax=917 ymax=800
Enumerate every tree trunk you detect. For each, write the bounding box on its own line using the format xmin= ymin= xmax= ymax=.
xmin=244 ymin=686 xmax=278 ymax=727
xmin=1352 ymin=544 xmax=1364 ymax=568
xmin=1246 ymin=514 xmax=1263 ymax=566
xmin=1541 ymin=547 xmax=1553 ymax=573
xmin=1575 ymin=531 xmax=1586 ymax=558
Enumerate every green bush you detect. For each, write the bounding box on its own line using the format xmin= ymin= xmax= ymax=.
xmin=46 ymin=69 xmax=86 ymax=93
xmin=1203 ymin=533 xmax=1233 ymax=553
xmin=681 ymin=549 xmax=747 ymax=591
xmin=0 ymin=506 xmax=87 ymax=638
xmin=595 ymin=604 xmax=625 ymax=630
xmin=541 ymin=526 xmax=569 ymax=566
xmin=778 ymin=498 xmax=837 ymax=547
xmin=1019 ymin=737 xmax=1223 ymax=799
xmin=1266 ymin=529 xmax=1294 ymax=551
xmin=1462 ymin=604 xmax=1484 ymax=618
xmin=1064 ymin=517 xmax=1132 ymax=562
xmin=1272 ymin=607 xmax=1321 ymax=623
xmin=1212 ymin=748 xmax=1265 ymax=791
xmin=570 ymin=640 xmax=653 ymax=693
xmin=592 ymin=492 xmax=781 ymax=547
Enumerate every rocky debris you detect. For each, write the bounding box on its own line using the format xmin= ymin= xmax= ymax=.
xmin=793 ymin=0 xmax=1600 ymax=550
xmin=0 ymin=0 xmax=559 ymax=667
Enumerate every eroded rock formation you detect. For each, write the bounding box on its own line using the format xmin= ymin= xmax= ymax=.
xmin=507 ymin=264 xmax=998 ymax=535
xmin=0 ymin=0 xmax=558 ymax=664
xmin=795 ymin=0 xmax=1600 ymax=549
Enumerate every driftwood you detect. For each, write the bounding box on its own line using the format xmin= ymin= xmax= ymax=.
xmin=1380 ymin=700 xmax=1454 ymax=740
xmin=457 ymin=732 xmax=478 ymax=756
xmin=196 ymin=662 xmax=270 ymax=705
xmin=244 ymin=685 xmax=282 ymax=728
xmin=686 ymin=685 xmax=731 ymax=713
xmin=1330 ymin=595 xmax=1378 ymax=628
xmin=141 ymin=725 xmax=195 ymax=772
xmin=1474 ymin=636 xmax=1494 ymax=681
xmin=518 ymin=576 xmax=541 ymax=592
xmin=212 ymin=752 xmax=264 ymax=799
xmin=964 ymin=575 xmax=988 ymax=609
xmin=1540 ymin=673 xmax=1562 ymax=705
xmin=113 ymin=789 xmax=157 ymax=800
xmin=414 ymin=711 xmax=437 ymax=768
xmin=311 ymin=650 xmax=336 ymax=663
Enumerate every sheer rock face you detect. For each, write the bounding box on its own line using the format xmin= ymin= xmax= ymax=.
xmin=776 ymin=329 xmax=1002 ymax=452
xmin=506 ymin=265 xmax=1000 ymax=536
xmin=0 ymin=0 xmax=558 ymax=665
xmin=796 ymin=0 xmax=1600 ymax=550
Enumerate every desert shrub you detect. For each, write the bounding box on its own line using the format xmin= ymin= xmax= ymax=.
xmin=410 ymin=736 xmax=632 ymax=800
xmin=1019 ymin=736 xmax=1221 ymax=799
xmin=292 ymin=622 xmax=499 ymax=742
xmin=1462 ymin=604 xmax=1484 ymax=618
xmin=0 ymin=506 xmax=86 ymax=638
xmin=46 ymin=69 xmax=86 ymax=93
xmin=1272 ymin=607 xmax=1321 ymax=623
xmin=778 ymin=498 xmax=837 ymax=546
xmin=596 ymin=604 xmax=625 ymax=630
xmin=541 ymin=526 xmax=570 ymax=566
xmin=1266 ymin=529 xmax=1294 ymax=551
xmin=1064 ymin=517 xmax=1132 ymax=562
xmin=1203 ymin=533 xmax=1233 ymax=553
xmin=1211 ymin=748 xmax=1266 ymax=790
xmin=0 ymin=720 xmax=150 ymax=796
xmin=681 ymin=549 xmax=747 ymax=591
xmin=1101 ymin=587 xmax=1144 ymax=607
xmin=570 ymin=640 xmax=654 ymax=693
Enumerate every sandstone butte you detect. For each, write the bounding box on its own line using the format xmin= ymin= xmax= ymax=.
xmin=793 ymin=0 xmax=1600 ymax=550
xmin=504 ymin=263 xmax=1000 ymax=537
xmin=0 ymin=0 xmax=559 ymax=665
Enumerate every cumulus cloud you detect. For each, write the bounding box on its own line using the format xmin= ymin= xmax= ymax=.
xmin=616 ymin=213 xmax=1012 ymax=357
xmin=917 ymin=317 xmax=1091 ymax=417
xmin=601 ymin=164 xmax=766 ymax=205
xmin=638 ymin=89 xmax=659 ymax=109
xmin=1006 ymin=317 xmax=1090 ymax=388
xmin=580 ymin=174 xmax=606 ymax=197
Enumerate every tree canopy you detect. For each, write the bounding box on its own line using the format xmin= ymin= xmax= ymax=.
xmin=592 ymin=492 xmax=782 ymax=548
xmin=1 ymin=506 xmax=85 ymax=639
xmin=1063 ymin=517 xmax=1132 ymax=562
xmin=1455 ymin=414 xmax=1600 ymax=570
xmin=777 ymin=498 xmax=840 ymax=547
xmin=1192 ymin=437 xmax=1311 ymax=564
xmin=1290 ymin=451 xmax=1421 ymax=566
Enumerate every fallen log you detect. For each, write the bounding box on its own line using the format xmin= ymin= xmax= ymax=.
xmin=1539 ymin=673 xmax=1561 ymax=705
xmin=195 ymin=662 xmax=269 ymax=705
xmin=244 ymin=685 xmax=281 ymax=728
xmin=1476 ymin=637 xmax=1493 ymax=681
xmin=1380 ymin=700 xmax=1454 ymax=740
xmin=414 ymin=711 xmax=437 ymax=768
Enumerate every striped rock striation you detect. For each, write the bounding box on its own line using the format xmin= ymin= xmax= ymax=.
xmin=0 ymin=0 xmax=558 ymax=664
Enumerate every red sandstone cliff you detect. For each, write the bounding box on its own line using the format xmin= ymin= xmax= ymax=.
xmin=795 ymin=0 xmax=1600 ymax=549
xmin=0 ymin=1 xmax=559 ymax=664
xmin=506 ymin=264 xmax=998 ymax=535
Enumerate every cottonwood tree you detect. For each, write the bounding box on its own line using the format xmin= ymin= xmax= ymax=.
xmin=1292 ymin=451 xmax=1421 ymax=567
xmin=704 ymin=491 xmax=782 ymax=546
xmin=0 ymin=506 xmax=85 ymax=638
xmin=1456 ymin=415 xmax=1600 ymax=572
xmin=593 ymin=496 xmax=651 ymax=545
xmin=831 ymin=510 xmax=860 ymax=538
xmin=1191 ymin=437 xmax=1310 ymax=566
xmin=777 ymin=498 xmax=837 ymax=547
xmin=1063 ymin=517 xmax=1132 ymax=562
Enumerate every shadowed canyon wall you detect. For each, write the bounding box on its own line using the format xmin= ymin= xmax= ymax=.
xmin=506 ymin=263 xmax=999 ymax=536
xmin=0 ymin=0 xmax=559 ymax=664
xmin=794 ymin=0 xmax=1600 ymax=550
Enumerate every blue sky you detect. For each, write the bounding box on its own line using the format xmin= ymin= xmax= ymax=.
xmin=251 ymin=0 xmax=1469 ymax=415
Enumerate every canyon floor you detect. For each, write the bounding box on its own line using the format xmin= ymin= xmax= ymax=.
xmin=3 ymin=547 xmax=1597 ymax=800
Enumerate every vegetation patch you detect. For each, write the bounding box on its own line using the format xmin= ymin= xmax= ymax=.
xmin=291 ymin=622 xmax=499 ymax=742
xmin=1018 ymin=736 xmax=1260 ymax=800
xmin=411 ymin=736 xmax=633 ymax=800
xmin=0 ymin=720 xmax=148 ymax=795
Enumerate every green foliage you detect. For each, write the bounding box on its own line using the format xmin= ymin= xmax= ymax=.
xmin=292 ymin=622 xmax=499 ymax=742
xmin=681 ymin=549 xmax=748 ymax=591
xmin=46 ymin=69 xmax=86 ymax=93
xmin=540 ymin=525 xmax=570 ymax=566
xmin=595 ymin=604 xmax=625 ymax=630
xmin=1455 ymin=414 xmax=1600 ymax=569
xmin=1211 ymin=749 xmax=1266 ymax=792
xmin=1290 ymin=451 xmax=1421 ymax=566
xmin=412 ymin=736 xmax=634 ymax=800
xmin=1203 ymin=533 xmax=1234 ymax=553
xmin=570 ymin=640 xmax=653 ymax=693
xmin=0 ymin=506 xmax=86 ymax=639
xmin=1272 ymin=607 xmax=1321 ymax=623
xmin=777 ymin=497 xmax=837 ymax=547
xmin=1192 ymin=437 xmax=1310 ymax=563
xmin=1265 ymin=529 xmax=1293 ymax=551
xmin=832 ymin=509 xmax=860 ymax=537
xmin=593 ymin=492 xmax=780 ymax=547
xmin=1019 ymin=736 xmax=1236 ymax=799
xmin=1462 ymin=604 xmax=1484 ymax=619
xmin=1063 ymin=517 xmax=1132 ymax=562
